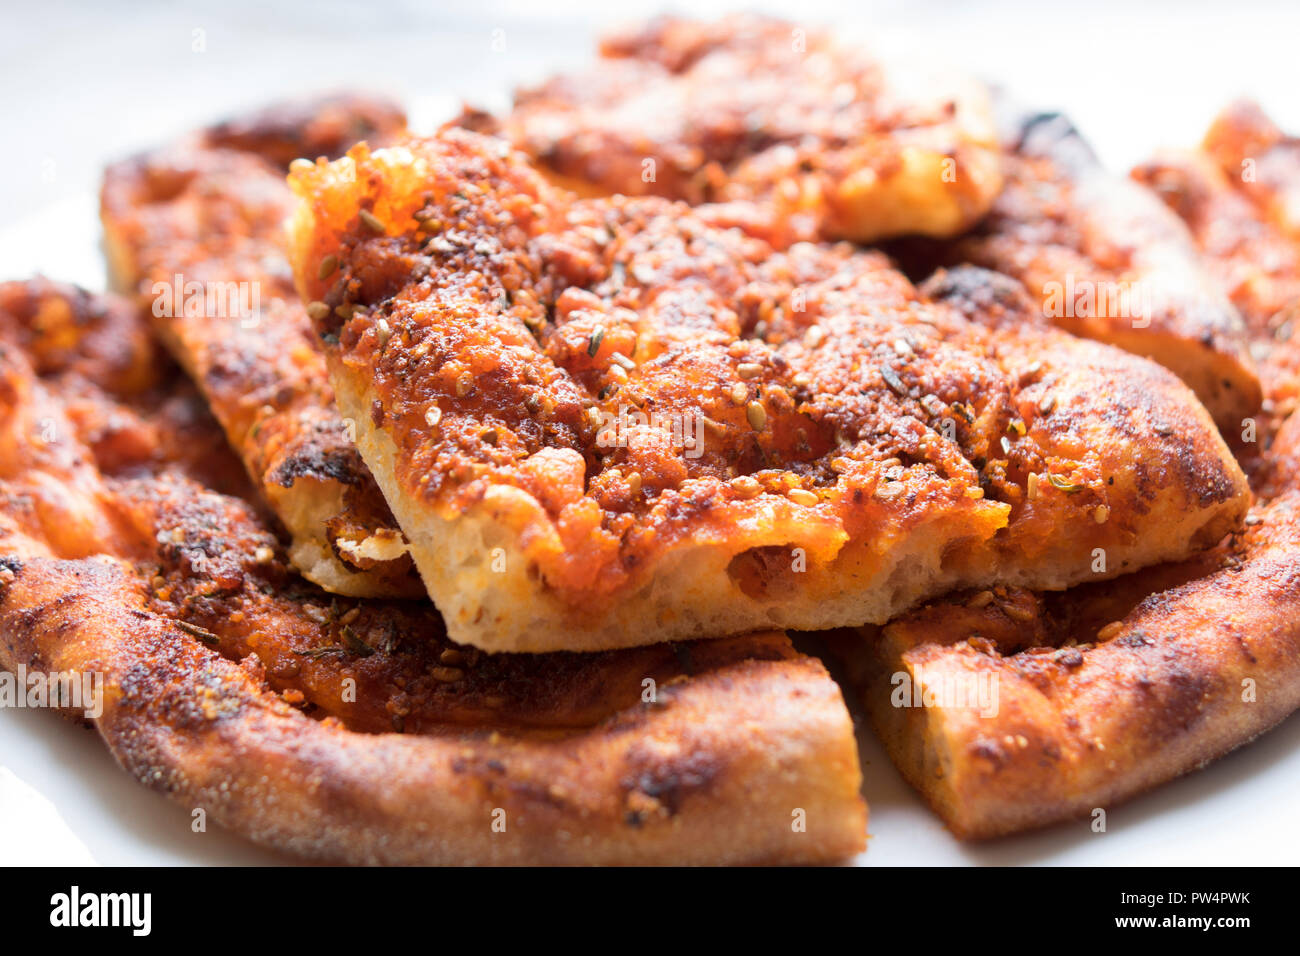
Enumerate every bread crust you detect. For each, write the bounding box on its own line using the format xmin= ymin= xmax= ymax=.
xmin=100 ymin=97 xmax=422 ymax=597
xmin=0 ymin=555 xmax=865 ymax=864
xmin=288 ymin=131 xmax=1249 ymax=652
xmin=0 ymin=279 xmax=866 ymax=865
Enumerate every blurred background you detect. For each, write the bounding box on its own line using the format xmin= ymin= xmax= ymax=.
xmin=4 ymin=0 xmax=1300 ymax=235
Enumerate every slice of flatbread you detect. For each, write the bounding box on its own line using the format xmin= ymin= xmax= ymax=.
xmin=0 ymin=279 xmax=866 ymax=865
xmin=286 ymin=129 xmax=1249 ymax=652
xmin=465 ymin=13 xmax=1003 ymax=243
xmin=101 ymin=96 xmax=424 ymax=597
xmin=835 ymin=488 xmax=1300 ymax=840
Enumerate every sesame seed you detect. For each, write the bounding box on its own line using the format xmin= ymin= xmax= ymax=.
xmin=1002 ymin=602 xmax=1035 ymax=623
xmin=358 ymin=209 xmax=385 ymax=233
xmin=1097 ymin=621 xmax=1123 ymax=642
xmin=254 ymin=546 xmax=275 ymax=565
xmin=306 ymin=301 xmax=330 ymax=321
xmin=431 ymin=666 xmax=464 ymax=683
xmin=729 ymin=476 xmax=763 ymax=499
xmin=1093 ymin=505 xmax=1110 ymax=524
xmin=737 ymin=362 xmax=763 ymax=379
xmin=787 ymin=488 xmax=819 ymax=506
xmin=455 ymin=372 xmax=473 ymax=396
xmin=746 ymin=401 xmax=767 ymax=431
xmin=317 ymin=255 xmax=338 ymax=280
xmin=730 ymin=382 xmax=748 ymax=404
xmin=425 ymin=405 xmax=443 ymax=428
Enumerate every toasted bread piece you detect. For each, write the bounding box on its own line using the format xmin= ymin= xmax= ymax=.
xmin=0 ymin=279 xmax=866 ymax=865
xmin=836 ymin=489 xmax=1300 ymax=840
xmin=893 ymin=110 xmax=1261 ymax=433
xmin=100 ymin=97 xmax=423 ymax=597
xmin=287 ymin=130 xmax=1249 ymax=652
xmin=472 ymin=14 xmax=1002 ymax=243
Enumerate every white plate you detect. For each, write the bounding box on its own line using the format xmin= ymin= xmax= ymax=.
xmin=2 ymin=1 xmax=1299 ymax=865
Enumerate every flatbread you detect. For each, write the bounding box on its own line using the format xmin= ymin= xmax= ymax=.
xmin=100 ymin=96 xmax=423 ymax=597
xmin=0 ymin=279 xmax=866 ymax=865
xmin=466 ymin=13 xmax=1003 ymax=243
xmin=286 ymin=129 xmax=1249 ymax=652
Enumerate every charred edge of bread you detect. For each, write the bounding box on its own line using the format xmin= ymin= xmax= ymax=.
xmin=0 ymin=556 xmax=866 ymax=865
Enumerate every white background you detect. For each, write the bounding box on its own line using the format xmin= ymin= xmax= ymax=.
xmin=1 ymin=0 xmax=1298 ymax=865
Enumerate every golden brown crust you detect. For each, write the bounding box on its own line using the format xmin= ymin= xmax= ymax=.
xmin=287 ymin=130 xmax=1248 ymax=652
xmin=478 ymin=14 xmax=1003 ymax=243
xmin=837 ymin=490 xmax=1300 ymax=840
xmin=0 ymin=279 xmax=866 ymax=865
xmin=894 ymin=110 xmax=1262 ymax=433
xmin=2 ymin=558 xmax=865 ymax=864
xmin=99 ymin=97 xmax=423 ymax=597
